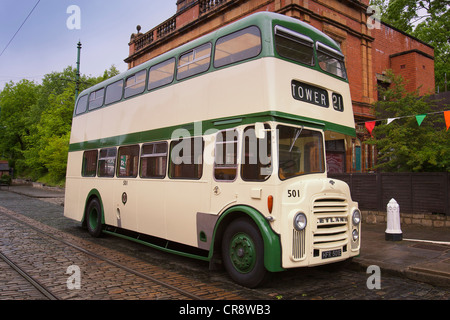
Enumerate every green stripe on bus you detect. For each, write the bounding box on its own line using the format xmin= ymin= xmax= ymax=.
xmin=68 ymin=111 xmax=355 ymax=152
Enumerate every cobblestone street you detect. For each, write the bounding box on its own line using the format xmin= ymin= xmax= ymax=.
xmin=0 ymin=189 xmax=448 ymax=302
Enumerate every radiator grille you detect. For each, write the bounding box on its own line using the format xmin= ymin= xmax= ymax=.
xmin=313 ymin=198 xmax=349 ymax=248
xmin=292 ymin=229 xmax=306 ymax=260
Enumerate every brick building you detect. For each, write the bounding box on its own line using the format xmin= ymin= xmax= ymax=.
xmin=125 ymin=0 xmax=435 ymax=172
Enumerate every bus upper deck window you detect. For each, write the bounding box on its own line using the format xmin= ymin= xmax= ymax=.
xmin=214 ymin=26 xmax=261 ymax=68
xmin=105 ymin=80 xmax=123 ymax=105
xmin=75 ymin=95 xmax=88 ymax=115
xmin=177 ymin=43 xmax=211 ymax=80
xmin=275 ymin=25 xmax=314 ymax=66
xmin=316 ymin=42 xmax=347 ymax=80
xmin=148 ymin=58 xmax=175 ymax=90
xmin=124 ymin=70 xmax=147 ymax=98
xmin=88 ymin=88 xmax=105 ymax=110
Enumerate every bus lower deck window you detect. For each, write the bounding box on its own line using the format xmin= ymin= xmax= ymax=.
xmin=82 ymin=150 xmax=98 ymax=177
xmin=140 ymin=142 xmax=168 ymax=178
xmin=241 ymin=125 xmax=272 ymax=181
xmin=214 ymin=129 xmax=238 ymax=181
xmin=98 ymin=148 xmax=117 ymax=178
xmin=169 ymin=137 xmax=204 ymax=179
xmin=118 ymin=145 xmax=140 ymax=178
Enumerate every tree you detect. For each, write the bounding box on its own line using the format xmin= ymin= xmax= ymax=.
xmin=369 ymin=71 xmax=450 ymax=172
xmin=0 ymin=65 xmax=120 ymax=184
xmin=0 ymin=80 xmax=39 ymax=173
xmin=370 ymin=0 xmax=450 ymax=92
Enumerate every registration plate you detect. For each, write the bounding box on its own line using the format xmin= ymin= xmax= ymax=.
xmin=322 ymin=249 xmax=342 ymax=259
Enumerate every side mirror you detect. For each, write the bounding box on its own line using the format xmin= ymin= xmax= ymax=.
xmin=255 ymin=122 xmax=266 ymax=139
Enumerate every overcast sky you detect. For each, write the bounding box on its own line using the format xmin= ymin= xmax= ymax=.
xmin=0 ymin=0 xmax=175 ymax=90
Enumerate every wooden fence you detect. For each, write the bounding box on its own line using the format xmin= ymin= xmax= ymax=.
xmin=329 ymin=172 xmax=450 ymax=216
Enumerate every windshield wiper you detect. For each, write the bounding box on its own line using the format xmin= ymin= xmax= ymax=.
xmin=289 ymin=126 xmax=303 ymax=152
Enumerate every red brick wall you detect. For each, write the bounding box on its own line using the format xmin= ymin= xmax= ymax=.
xmin=372 ymin=23 xmax=435 ymax=96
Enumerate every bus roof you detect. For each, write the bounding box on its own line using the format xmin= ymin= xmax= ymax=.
xmin=77 ymin=12 xmax=344 ymax=98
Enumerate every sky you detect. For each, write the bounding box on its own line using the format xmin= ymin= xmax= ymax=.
xmin=0 ymin=0 xmax=176 ymax=90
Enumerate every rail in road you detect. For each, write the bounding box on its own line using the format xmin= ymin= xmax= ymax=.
xmin=0 ymin=205 xmax=242 ymax=300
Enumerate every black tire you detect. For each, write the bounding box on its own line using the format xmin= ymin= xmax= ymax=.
xmin=221 ymin=218 xmax=267 ymax=288
xmin=86 ymin=198 xmax=103 ymax=238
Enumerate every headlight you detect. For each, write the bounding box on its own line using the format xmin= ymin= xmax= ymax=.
xmin=352 ymin=209 xmax=361 ymax=226
xmin=352 ymin=229 xmax=359 ymax=241
xmin=294 ymin=212 xmax=307 ymax=231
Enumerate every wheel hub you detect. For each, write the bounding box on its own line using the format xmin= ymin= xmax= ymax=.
xmin=229 ymin=233 xmax=256 ymax=273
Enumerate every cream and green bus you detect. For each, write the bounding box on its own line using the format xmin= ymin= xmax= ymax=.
xmin=64 ymin=12 xmax=361 ymax=288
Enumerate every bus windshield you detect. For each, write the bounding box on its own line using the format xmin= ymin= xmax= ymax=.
xmin=278 ymin=125 xmax=324 ymax=180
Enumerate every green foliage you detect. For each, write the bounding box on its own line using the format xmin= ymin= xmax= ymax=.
xmin=369 ymin=71 xmax=450 ymax=172
xmin=0 ymin=174 xmax=12 ymax=186
xmin=0 ymin=65 xmax=119 ymax=185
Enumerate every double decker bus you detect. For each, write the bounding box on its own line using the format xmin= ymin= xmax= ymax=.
xmin=64 ymin=12 xmax=361 ymax=288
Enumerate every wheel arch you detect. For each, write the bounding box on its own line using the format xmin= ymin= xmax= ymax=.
xmin=210 ymin=205 xmax=284 ymax=273
xmin=82 ymin=189 xmax=105 ymax=226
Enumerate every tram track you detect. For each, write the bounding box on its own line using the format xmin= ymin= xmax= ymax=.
xmin=0 ymin=206 xmax=209 ymax=300
xmin=0 ymin=251 xmax=58 ymax=300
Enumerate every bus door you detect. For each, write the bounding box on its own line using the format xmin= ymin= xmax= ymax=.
xmin=210 ymin=129 xmax=240 ymax=214
xmin=135 ymin=142 xmax=168 ymax=239
xmin=114 ymin=145 xmax=140 ymax=231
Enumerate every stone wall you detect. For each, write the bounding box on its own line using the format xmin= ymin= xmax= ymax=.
xmin=362 ymin=210 xmax=450 ymax=228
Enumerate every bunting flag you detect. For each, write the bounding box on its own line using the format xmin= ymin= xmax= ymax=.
xmin=445 ymin=111 xmax=450 ymax=131
xmin=362 ymin=110 xmax=450 ymax=136
xmin=416 ymin=114 xmax=426 ymax=126
xmin=386 ymin=118 xmax=397 ymax=125
xmin=365 ymin=121 xmax=376 ymax=137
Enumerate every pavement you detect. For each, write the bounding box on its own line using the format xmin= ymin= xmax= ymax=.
xmin=2 ymin=184 xmax=450 ymax=288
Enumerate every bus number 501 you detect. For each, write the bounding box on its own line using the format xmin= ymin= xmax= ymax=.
xmin=287 ymin=190 xmax=300 ymax=198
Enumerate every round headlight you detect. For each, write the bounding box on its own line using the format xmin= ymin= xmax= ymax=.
xmin=352 ymin=209 xmax=361 ymax=226
xmin=294 ymin=213 xmax=307 ymax=231
xmin=352 ymin=229 xmax=359 ymax=241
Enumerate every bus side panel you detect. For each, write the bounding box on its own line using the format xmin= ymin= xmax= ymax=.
xmin=64 ymin=151 xmax=83 ymax=222
xmin=165 ymin=180 xmax=210 ymax=248
xmin=136 ymin=180 xmax=167 ymax=240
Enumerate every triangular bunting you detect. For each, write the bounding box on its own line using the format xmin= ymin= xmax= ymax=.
xmin=445 ymin=111 xmax=450 ymax=131
xmin=365 ymin=121 xmax=376 ymax=137
xmin=416 ymin=114 xmax=426 ymax=126
xmin=386 ymin=118 xmax=397 ymax=125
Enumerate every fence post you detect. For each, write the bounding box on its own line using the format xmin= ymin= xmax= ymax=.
xmin=446 ymin=172 xmax=449 ymax=216
xmin=385 ymin=198 xmax=402 ymax=241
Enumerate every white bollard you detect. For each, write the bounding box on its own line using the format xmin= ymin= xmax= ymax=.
xmin=385 ymin=198 xmax=402 ymax=241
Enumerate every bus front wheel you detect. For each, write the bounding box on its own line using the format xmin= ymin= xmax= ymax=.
xmin=86 ymin=198 xmax=103 ymax=238
xmin=222 ymin=218 xmax=267 ymax=288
